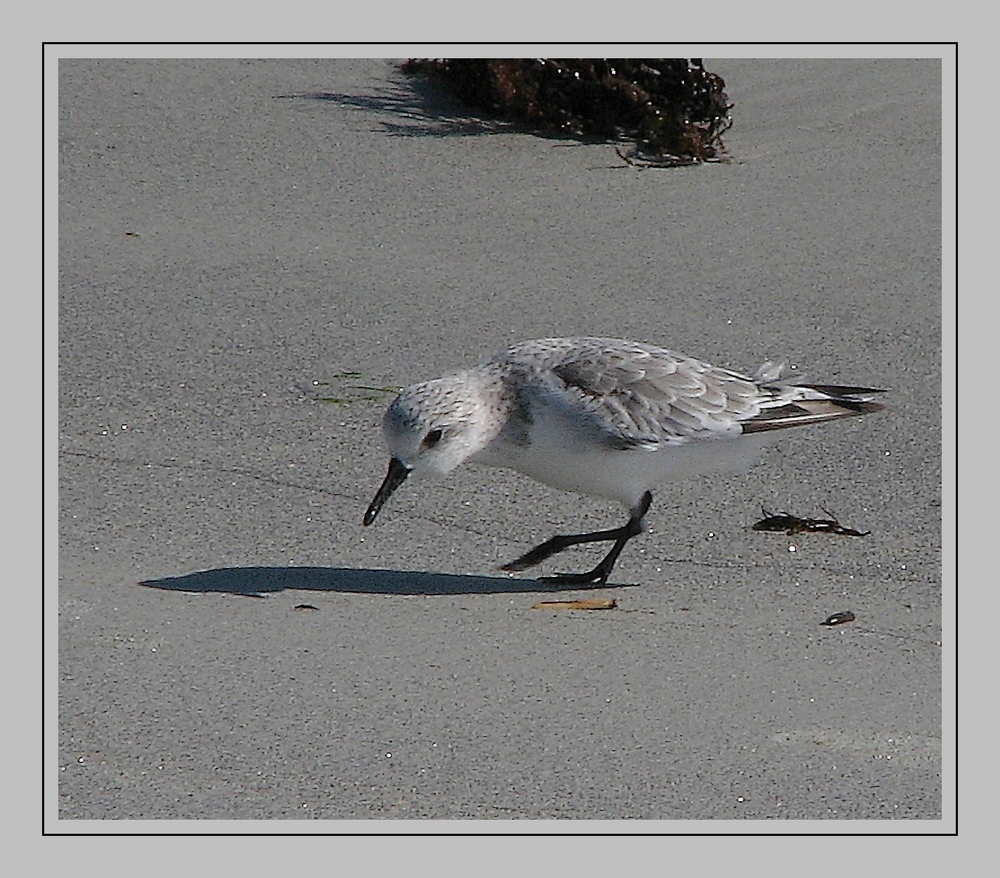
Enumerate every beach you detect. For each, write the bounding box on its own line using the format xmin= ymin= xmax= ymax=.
xmin=57 ymin=57 xmax=943 ymax=824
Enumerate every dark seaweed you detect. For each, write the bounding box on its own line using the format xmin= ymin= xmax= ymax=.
xmin=401 ymin=58 xmax=732 ymax=166
xmin=752 ymin=508 xmax=871 ymax=537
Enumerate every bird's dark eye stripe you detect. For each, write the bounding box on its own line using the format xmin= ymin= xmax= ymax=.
xmin=423 ymin=429 xmax=444 ymax=447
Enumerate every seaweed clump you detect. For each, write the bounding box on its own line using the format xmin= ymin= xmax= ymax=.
xmin=401 ymin=58 xmax=733 ymax=166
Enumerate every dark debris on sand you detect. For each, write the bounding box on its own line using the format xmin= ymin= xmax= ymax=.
xmin=401 ymin=58 xmax=733 ymax=166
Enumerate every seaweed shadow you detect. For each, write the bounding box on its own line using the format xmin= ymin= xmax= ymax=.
xmin=274 ymin=79 xmax=506 ymax=139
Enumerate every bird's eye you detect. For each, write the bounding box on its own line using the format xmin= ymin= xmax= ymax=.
xmin=422 ymin=429 xmax=444 ymax=448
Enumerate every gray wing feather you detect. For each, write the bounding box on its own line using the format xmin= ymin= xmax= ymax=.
xmin=498 ymin=338 xmax=883 ymax=449
xmin=539 ymin=341 xmax=760 ymax=445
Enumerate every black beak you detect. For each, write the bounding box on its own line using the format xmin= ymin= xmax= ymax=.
xmin=363 ymin=457 xmax=411 ymax=526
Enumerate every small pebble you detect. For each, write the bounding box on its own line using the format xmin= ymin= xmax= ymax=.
xmin=820 ymin=611 xmax=855 ymax=626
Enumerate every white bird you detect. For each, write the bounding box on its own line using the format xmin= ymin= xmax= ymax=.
xmin=363 ymin=337 xmax=884 ymax=586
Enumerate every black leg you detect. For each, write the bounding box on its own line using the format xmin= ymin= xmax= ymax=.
xmin=500 ymin=492 xmax=652 ymax=587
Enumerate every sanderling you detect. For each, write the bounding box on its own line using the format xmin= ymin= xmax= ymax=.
xmin=363 ymin=337 xmax=884 ymax=586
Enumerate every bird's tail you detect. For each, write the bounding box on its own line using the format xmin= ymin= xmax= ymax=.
xmin=742 ymin=383 xmax=886 ymax=433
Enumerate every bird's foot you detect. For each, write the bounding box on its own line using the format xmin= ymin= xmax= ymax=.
xmin=536 ymin=566 xmax=613 ymax=588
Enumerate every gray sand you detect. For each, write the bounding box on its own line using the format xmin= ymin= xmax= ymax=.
xmin=57 ymin=58 xmax=943 ymax=823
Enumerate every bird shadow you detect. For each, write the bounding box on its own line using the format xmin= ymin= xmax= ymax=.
xmin=137 ymin=566 xmax=604 ymax=598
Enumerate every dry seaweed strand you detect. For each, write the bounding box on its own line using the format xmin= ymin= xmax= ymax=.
xmin=531 ymin=599 xmax=617 ymax=611
xmin=401 ymin=58 xmax=733 ymax=165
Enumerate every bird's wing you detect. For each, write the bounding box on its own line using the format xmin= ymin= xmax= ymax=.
xmin=543 ymin=342 xmax=762 ymax=448
xmin=505 ymin=339 xmax=884 ymax=450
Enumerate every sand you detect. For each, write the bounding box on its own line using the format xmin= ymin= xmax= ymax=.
xmin=56 ymin=57 xmax=944 ymax=825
